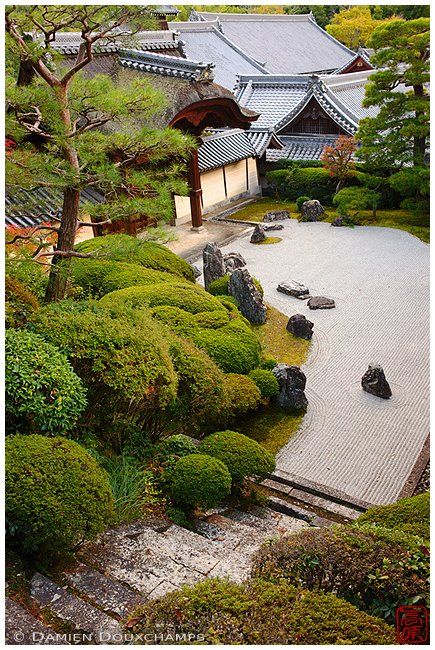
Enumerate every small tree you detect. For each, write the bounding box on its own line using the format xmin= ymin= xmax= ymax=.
xmin=321 ymin=135 xmax=357 ymax=193
xmin=357 ymin=18 xmax=430 ymax=171
xmin=333 ymin=187 xmax=380 ymax=220
xmin=5 ymin=6 xmax=193 ymax=302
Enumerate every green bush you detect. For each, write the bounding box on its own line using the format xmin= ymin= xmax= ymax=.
xmin=127 ymin=578 xmax=395 ymax=644
xmin=248 ymin=368 xmax=279 ymax=398
xmin=358 ymin=493 xmax=429 ymax=541
xmin=165 ymin=337 xmax=231 ymax=434
xmin=260 ymin=356 xmax=278 ymax=370
xmin=223 ymin=373 xmax=262 ymax=416
xmin=5 ymin=329 xmax=87 ymax=436
xmin=199 ymin=430 xmax=275 ymax=486
xmin=274 ymin=159 xmax=324 ymax=170
xmin=296 ymin=195 xmax=311 ymax=211
xmin=67 ymin=259 xmax=178 ymax=298
xmin=333 ymin=186 xmax=380 ymax=218
xmin=157 ymin=434 xmax=199 ymax=460
xmin=6 ymin=434 xmax=114 ymax=553
xmin=75 ymin=234 xmax=195 ymax=281
xmin=100 ymin=281 xmax=224 ymax=315
xmin=165 ymin=454 xmax=232 ymax=510
xmin=5 ymin=255 xmax=48 ymax=299
xmin=252 ymin=525 xmax=429 ymax=622
xmin=389 ymin=167 xmax=429 ymax=215
xmin=267 ymin=167 xmax=364 ymax=205
xmin=30 ymin=301 xmax=177 ymax=425
xmin=5 ymin=275 xmax=40 ymax=328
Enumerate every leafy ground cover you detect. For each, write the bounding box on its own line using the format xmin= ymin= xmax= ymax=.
xmin=227 ymin=198 xmax=429 ymax=243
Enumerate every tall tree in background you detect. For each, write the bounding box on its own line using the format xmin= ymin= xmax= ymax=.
xmin=357 ymin=18 xmax=430 ymax=171
xmin=6 ymin=5 xmax=193 ymax=302
xmin=285 ymin=5 xmax=342 ymax=29
xmin=326 ymin=5 xmax=394 ymax=49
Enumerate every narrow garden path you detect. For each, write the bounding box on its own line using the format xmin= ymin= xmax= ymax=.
xmin=198 ymin=219 xmax=429 ymax=506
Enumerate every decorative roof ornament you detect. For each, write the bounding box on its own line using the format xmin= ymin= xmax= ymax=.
xmin=216 ymin=17 xmax=223 ymax=33
xmin=189 ymin=10 xmax=203 ymax=22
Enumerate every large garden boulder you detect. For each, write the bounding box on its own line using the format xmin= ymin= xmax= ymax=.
xmin=250 ymin=224 xmax=266 ymax=243
xmin=308 ymin=296 xmax=335 ymax=310
xmin=223 ymin=252 xmax=246 ymax=273
xmin=272 ymin=364 xmax=308 ymax=411
xmin=361 ymin=365 xmax=392 ymax=399
xmin=286 ymin=314 xmax=314 ymax=340
xmin=228 ymin=268 xmax=267 ymax=325
xmin=277 ymin=280 xmax=310 ymax=299
xmin=203 ymin=242 xmax=225 ymax=290
xmin=263 ymin=210 xmax=290 ymax=222
xmin=300 ymin=200 xmax=325 ymax=222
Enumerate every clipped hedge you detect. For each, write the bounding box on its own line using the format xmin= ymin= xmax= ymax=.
xmin=6 ymin=329 xmax=87 ymax=436
xmin=199 ymin=430 xmax=275 ymax=486
xmin=165 ymin=454 xmax=232 ymax=510
xmin=100 ymin=282 xmax=224 ymax=315
xmin=127 ymin=578 xmax=396 ymax=644
xmin=357 ymin=493 xmax=429 ymax=541
xmin=248 ymin=368 xmax=279 ymax=398
xmin=67 ymin=259 xmax=178 ymax=298
xmin=267 ymin=167 xmax=364 ymax=205
xmin=30 ymin=301 xmax=177 ymax=424
xmin=223 ymin=373 xmax=262 ymax=416
xmin=6 ymin=434 xmax=114 ymax=553
xmin=252 ymin=525 xmax=429 ymax=621
xmin=5 ymin=275 xmax=40 ymax=328
xmin=75 ymin=234 xmax=195 ymax=282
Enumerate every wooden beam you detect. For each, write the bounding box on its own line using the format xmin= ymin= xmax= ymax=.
xmin=187 ymin=149 xmax=203 ymax=230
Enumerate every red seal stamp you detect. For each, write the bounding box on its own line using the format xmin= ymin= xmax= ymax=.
xmin=396 ymin=605 xmax=429 ymax=644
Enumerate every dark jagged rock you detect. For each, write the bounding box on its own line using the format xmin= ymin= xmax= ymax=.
xmin=190 ymin=264 xmax=201 ymax=278
xmin=308 ymin=296 xmax=335 ymax=310
xmin=272 ymin=364 xmax=308 ymax=411
xmin=300 ymin=200 xmax=325 ymax=222
xmin=331 ymin=217 xmax=344 ymax=227
xmin=203 ymin=242 xmax=225 ymax=290
xmin=223 ymin=252 xmax=246 ymax=273
xmin=264 ymin=224 xmax=284 ymax=232
xmin=263 ymin=210 xmax=290 ymax=222
xmin=361 ymin=365 xmax=392 ymax=399
xmin=277 ymin=280 xmax=310 ymax=299
xmin=228 ymin=268 xmax=266 ymax=324
xmin=286 ymin=314 xmax=314 ymax=340
xmin=250 ymin=224 xmax=266 ymax=243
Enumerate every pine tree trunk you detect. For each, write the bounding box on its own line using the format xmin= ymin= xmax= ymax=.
xmin=44 ymin=85 xmax=81 ymax=302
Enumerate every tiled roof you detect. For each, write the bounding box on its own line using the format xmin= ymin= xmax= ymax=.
xmin=190 ymin=12 xmax=355 ymax=74
xmin=173 ymin=22 xmax=268 ymax=90
xmin=151 ymin=5 xmax=179 ymax=16
xmin=46 ymin=30 xmax=182 ymax=56
xmin=322 ymin=71 xmax=379 ymax=121
xmin=119 ymin=49 xmax=215 ymax=82
xmin=5 ymin=187 xmax=103 ymax=229
xmin=244 ymin=129 xmax=283 ymax=157
xmin=266 ymin=135 xmax=337 ymax=162
xmin=198 ymin=129 xmax=257 ymax=172
xmin=334 ymin=49 xmax=373 ymax=75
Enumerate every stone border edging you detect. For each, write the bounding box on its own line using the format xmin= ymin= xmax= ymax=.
xmin=397 ymin=433 xmax=430 ymax=500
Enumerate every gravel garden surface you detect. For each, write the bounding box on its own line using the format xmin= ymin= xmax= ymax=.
xmin=195 ymin=219 xmax=429 ymax=505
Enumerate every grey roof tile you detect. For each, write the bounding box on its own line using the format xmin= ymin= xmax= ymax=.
xmin=119 ymin=49 xmax=214 ymax=81
xmin=198 ymin=129 xmax=257 ymax=172
xmin=192 ymin=13 xmax=355 ymax=74
xmin=266 ymin=135 xmax=337 ymax=162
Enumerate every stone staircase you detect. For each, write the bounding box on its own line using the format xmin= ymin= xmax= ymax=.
xmin=6 ymin=505 xmax=310 ymax=645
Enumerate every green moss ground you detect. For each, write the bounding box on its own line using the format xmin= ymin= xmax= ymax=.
xmin=228 ymin=198 xmax=429 ymax=243
xmin=234 ymin=306 xmax=311 ymax=454
xmin=253 ymin=237 xmax=282 ymax=245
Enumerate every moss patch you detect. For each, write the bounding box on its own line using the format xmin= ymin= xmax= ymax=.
xmin=228 ymin=198 xmax=429 ymax=243
xmin=233 ymin=306 xmax=311 ymax=454
xmin=253 ymin=237 xmax=282 ymax=245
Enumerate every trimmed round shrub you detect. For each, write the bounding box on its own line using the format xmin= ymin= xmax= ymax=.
xmin=127 ymin=578 xmax=396 ymax=644
xmin=6 ymin=329 xmax=87 ymax=436
xmin=223 ymin=373 xmax=261 ymax=416
xmin=296 ymin=195 xmax=311 ymax=211
xmin=165 ymin=337 xmax=231 ymax=434
xmin=199 ymin=430 xmax=275 ymax=486
xmin=260 ymin=355 xmax=278 ymax=370
xmin=30 ymin=301 xmax=177 ymax=424
xmin=67 ymin=259 xmax=178 ymax=298
xmin=252 ymin=525 xmax=429 ymax=621
xmin=5 ymin=275 xmax=39 ymax=328
xmin=165 ymin=454 xmax=232 ymax=510
xmin=75 ymin=234 xmax=194 ymax=281
xmin=157 ymin=434 xmax=198 ymax=460
xmin=6 ymin=434 xmax=114 ymax=553
xmin=248 ymin=368 xmax=279 ymax=398
xmin=357 ymin=493 xmax=429 ymax=541
xmin=100 ymin=282 xmax=224 ymax=315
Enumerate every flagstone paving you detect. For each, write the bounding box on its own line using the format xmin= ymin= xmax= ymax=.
xmin=195 ymin=219 xmax=430 ymax=505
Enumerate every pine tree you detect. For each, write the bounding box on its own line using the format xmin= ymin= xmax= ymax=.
xmin=356 ymin=18 xmax=430 ymax=172
xmin=6 ymin=6 xmax=193 ymax=302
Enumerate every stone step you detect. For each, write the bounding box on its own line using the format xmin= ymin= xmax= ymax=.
xmin=63 ymin=563 xmax=146 ymax=618
xmin=262 ymin=477 xmax=361 ymax=521
xmin=224 ymin=504 xmax=313 ymax=532
xmin=30 ymin=574 xmax=122 ymax=645
xmin=5 ymin=598 xmax=63 ymax=645
xmin=266 ymin=496 xmax=331 ymax=527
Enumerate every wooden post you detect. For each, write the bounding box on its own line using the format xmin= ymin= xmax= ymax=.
xmin=187 ymin=149 xmax=204 ymax=231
